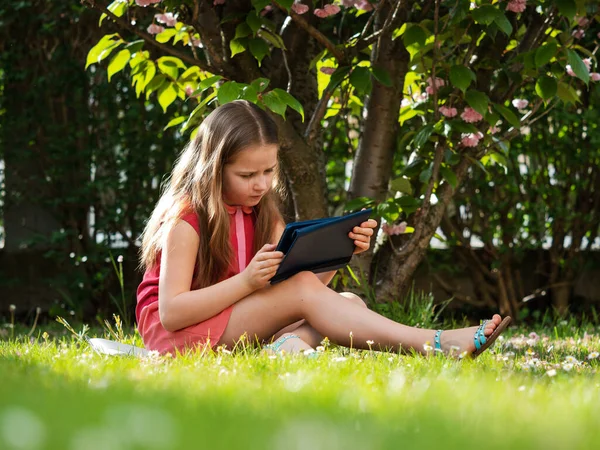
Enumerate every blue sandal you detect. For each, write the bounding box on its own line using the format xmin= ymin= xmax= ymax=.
xmin=263 ymin=334 xmax=320 ymax=359
xmin=434 ymin=316 xmax=512 ymax=358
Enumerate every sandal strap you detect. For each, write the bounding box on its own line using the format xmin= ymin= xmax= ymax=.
xmin=474 ymin=320 xmax=488 ymax=350
xmin=264 ymin=334 xmax=301 ymax=353
xmin=434 ymin=330 xmax=443 ymax=352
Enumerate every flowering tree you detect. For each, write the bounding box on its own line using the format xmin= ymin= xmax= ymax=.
xmin=84 ymin=0 xmax=599 ymax=304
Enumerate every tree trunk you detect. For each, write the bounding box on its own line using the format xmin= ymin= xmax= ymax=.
xmin=376 ymin=156 xmax=472 ymax=301
xmin=347 ymin=4 xmax=410 ymax=280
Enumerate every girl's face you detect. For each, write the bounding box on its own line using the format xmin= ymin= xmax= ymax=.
xmin=222 ymin=143 xmax=279 ymax=207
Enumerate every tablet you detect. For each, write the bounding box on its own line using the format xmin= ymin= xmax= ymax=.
xmin=270 ymin=208 xmax=373 ymax=284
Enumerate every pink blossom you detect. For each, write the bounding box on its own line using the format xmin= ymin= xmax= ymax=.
xmin=320 ymin=66 xmax=336 ymax=75
xmin=461 ymin=107 xmax=483 ymax=123
xmin=512 ymin=99 xmax=528 ymax=109
xmin=382 ymin=222 xmax=407 ymax=236
xmin=566 ymin=65 xmax=576 ymax=77
xmin=147 ymin=23 xmax=164 ymax=35
xmin=506 ymin=0 xmax=526 ymax=13
xmin=314 ymin=8 xmax=329 ymax=18
xmin=355 ymin=0 xmax=373 ymax=11
xmin=461 ymin=132 xmax=482 ymax=147
xmin=190 ymin=36 xmax=202 ymax=47
xmin=213 ymin=0 xmax=225 ymax=5
xmin=185 ymin=85 xmax=195 ymax=96
xmin=324 ymin=4 xmax=341 ymax=15
xmin=291 ymin=3 xmax=309 ymax=14
xmin=425 ymin=76 xmax=445 ymax=95
xmin=155 ymin=12 xmax=176 ymax=27
xmin=401 ymin=98 xmax=412 ymax=108
xmin=439 ymin=105 xmax=457 ymax=118
xmin=576 ymin=16 xmax=590 ymax=27
xmin=260 ymin=5 xmax=273 ymax=16
xmin=591 ymin=73 xmax=600 ymax=82
xmin=583 ymin=58 xmax=591 ymax=71
xmin=572 ymin=29 xmax=585 ymax=39
xmin=489 ymin=126 xmax=500 ymax=134
xmin=135 ymin=0 xmax=161 ymax=6
xmin=416 ymin=92 xmax=429 ymax=102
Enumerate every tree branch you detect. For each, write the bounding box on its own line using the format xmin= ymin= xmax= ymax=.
xmin=82 ymin=0 xmax=218 ymax=74
xmin=272 ymin=1 xmax=345 ymax=62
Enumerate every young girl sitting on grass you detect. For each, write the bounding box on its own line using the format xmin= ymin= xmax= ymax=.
xmin=136 ymin=100 xmax=511 ymax=357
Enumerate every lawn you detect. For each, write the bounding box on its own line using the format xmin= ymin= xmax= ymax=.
xmin=1 ymin=317 xmax=599 ymax=450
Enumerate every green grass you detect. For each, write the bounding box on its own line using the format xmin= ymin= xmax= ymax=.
xmin=1 ymin=319 xmax=600 ymax=450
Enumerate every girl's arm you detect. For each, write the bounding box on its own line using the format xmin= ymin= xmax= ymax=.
xmin=158 ymin=220 xmax=255 ymax=332
xmin=272 ymin=219 xmax=337 ymax=287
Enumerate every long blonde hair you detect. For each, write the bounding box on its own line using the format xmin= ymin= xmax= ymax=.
xmin=139 ymin=100 xmax=284 ymax=289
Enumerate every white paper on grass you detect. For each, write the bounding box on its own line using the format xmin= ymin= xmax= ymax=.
xmin=87 ymin=338 xmax=149 ymax=357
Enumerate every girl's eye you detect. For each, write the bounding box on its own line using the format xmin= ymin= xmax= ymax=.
xmin=242 ymin=174 xmax=252 ymax=179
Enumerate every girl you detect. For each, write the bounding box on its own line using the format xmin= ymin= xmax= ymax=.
xmin=136 ymin=100 xmax=510 ymax=356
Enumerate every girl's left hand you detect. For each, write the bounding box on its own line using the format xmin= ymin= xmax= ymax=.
xmin=349 ymin=219 xmax=378 ymax=255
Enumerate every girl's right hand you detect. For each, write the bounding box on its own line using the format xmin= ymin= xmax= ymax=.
xmin=241 ymin=244 xmax=284 ymax=291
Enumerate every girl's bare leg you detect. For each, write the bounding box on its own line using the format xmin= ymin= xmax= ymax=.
xmin=219 ymin=271 xmax=502 ymax=354
xmin=267 ymin=293 xmax=367 ymax=353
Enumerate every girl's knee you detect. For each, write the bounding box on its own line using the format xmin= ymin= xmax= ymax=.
xmin=340 ymin=292 xmax=368 ymax=308
xmin=288 ymin=271 xmax=322 ymax=291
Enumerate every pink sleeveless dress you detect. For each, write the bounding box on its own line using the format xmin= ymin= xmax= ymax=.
xmin=136 ymin=204 xmax=256 ymax=354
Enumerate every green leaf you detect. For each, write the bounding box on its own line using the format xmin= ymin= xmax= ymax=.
xmin=157 ymin=82 xmax=178 ymax=112
xmin=200 ymin=75 xmax=223 ymax=90
xmin=349 ymin=66 xmax=372 ymax=95
xmin=107 ymin=49 xmax=130 ymax=81
xmin=413 ymin=124 xmax=434 ymax=149
xmin=85 ymin=33 xmax=122 ymax=69
xmin=493 ymin=103 xmax=520 ymax=128
xmin=235 ymin=22 xmax=252 ymax=39
xmin=217 ymin=81 xmax=242 ymax=104
xmin=248 ymin=38 xmax=270 ymax=66
xmin=390 ymin=177 xmax=413 ymax=195
xmin=555 ymin=0 xmax=576 ymax=21
xmin=100 ymin=0 xmax=128 ymax=26
xmin=465 ymin=90 xmax=489 ymax=116
xmin=344 ymin=197 xmax=375 ymax=212
xmin=567 ymin=49 xmax=589 ymax=84
xmin=251 ymin=78 xmax=270 ymax=92
xmin=246 ymin=10 xmax=261 ymax=33
xmin=494 ymin=13 xmax=513 ymax=36
xmin=261 ymin=90 xmax=287 ymax=118
xmin=448 ymin=120 xmax=479 ymax=134
xmin=371 ymin=66 xmax=392 ymax=87
xmin=230 ymin=38 xmax=247 ymax=57
xmin=259 ymin=29 xmax=287 ymax=50
xmin=403 ymin=25 xmax=427 ymax=48
xmin=157 ymin=56 xmax=184 ymax=79
xmin=145 ymin=74 xmax=166 ymax=100
xmin=163 ymin=116 xmax=186 ymax=131
xmin=535 ymin=76 xmax=557 ymax=100
xmin=156 ymin=28 xmax=177 ymax=44
xmin=449 ymin=65 xmax=476 ymax=92
xmin=241 ymin=84 xmax=258 ymax=103
xmin=556 ymin=81 xmax=580 ymax=104
xmin=135 ymin=61 xmax=156 ymax=97
xmin=472 ymin=5 xmax=500 ymax=25
xmin=535 ymin=42 xmax=558 ymax=67
xmin=440 ymin=166 xmax=458 ymax=188
xmin=273 ymin=88 xmax=305 ymax=121
xmin=419 ymin=164 xmax=433 ymax=183
xmin=123 ymin=39 xmax=144 ymax=55
xmin=327 ymin=66 xmax=351 ymax=91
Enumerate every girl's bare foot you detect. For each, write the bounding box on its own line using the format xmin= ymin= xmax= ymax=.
xmin=436 ymin=314 xmax=504 ymax=356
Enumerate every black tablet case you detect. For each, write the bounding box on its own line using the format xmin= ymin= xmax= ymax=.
xmin=270 ymin=208 xmax=373 ymax=284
